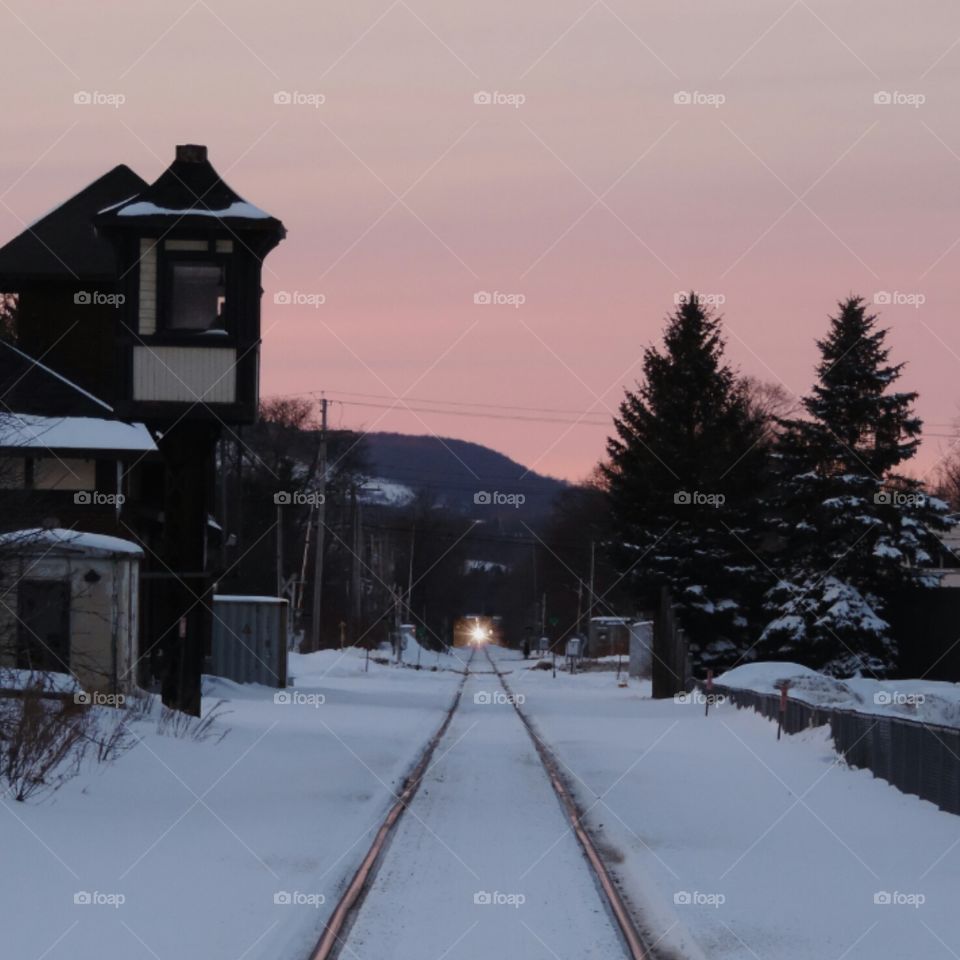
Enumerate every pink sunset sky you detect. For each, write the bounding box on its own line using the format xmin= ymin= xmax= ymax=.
xmin=1 ymin=0 xmax=960 ymax=481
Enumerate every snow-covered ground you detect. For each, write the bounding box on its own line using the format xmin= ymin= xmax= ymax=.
xmin=717 ymin=661 xmax=960 ymax=727
xmin=5 ymin=644 xmax=959 ymax=960
xmin=504 ymin=648 xmax=960 ymax=960
xmin=345 ymin=666 xmax=625 ymax=958
xmin=358 ymin=476 xmax=415 ymax=507
xmin=0 ymin=648 xmax=460 ymax=960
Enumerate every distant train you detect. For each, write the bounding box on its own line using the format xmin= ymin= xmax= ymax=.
xmin=452 ymin=615 xmax=505 ymax=648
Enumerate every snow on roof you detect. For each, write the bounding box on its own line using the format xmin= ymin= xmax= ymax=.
xmin=95 ymin=194 xmax=141 ymax=216
xmin=0 ymin=528 xmax=143 ymax=557
xmin=114 ymin=200 xmax=271 ymax=220
xmin=0 ymin=413 xmax=155 ymax=452
xmin=2 ymin=340 xmax=113 ymax=412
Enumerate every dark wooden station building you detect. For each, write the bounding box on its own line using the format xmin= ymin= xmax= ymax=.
xmin=0 ymin=145 xmax=285 ymax=712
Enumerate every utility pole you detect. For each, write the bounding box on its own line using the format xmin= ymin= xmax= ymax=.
xmin=309 ymin=396 xmax=328 ymax=651
xmin=351 ymin=482 xmax=362 ymax=637
xmin=275 ymin=501 xmax=283 ymax=597
xmin=588 ymin=540 xmax=596 ymax=624
xmin=296 ymin=507 xmax=313 ymax=621
xmin=406 ymin=524 xmax=415 ymax=623
xmin=576 ymin=578 xmax=583 ymax=636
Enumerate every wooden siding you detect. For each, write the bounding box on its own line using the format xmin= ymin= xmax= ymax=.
xmin=164 ymin=239 xmax=208 ymax=252
xmin=33 ymin=457 xmax=97 ymax=491
xmin=132 ymin=346 xmax=237 ymax=403
xmin=138 ymin=239 xmax=157 ymax=335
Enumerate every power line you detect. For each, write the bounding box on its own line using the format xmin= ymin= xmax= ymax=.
xmin=319 ymin=389 xmax=615 ymax=417
xmin=263 ymin=388 xmax=613 ymax=423
xmin=335 ymin=398 xmax=609 ymax=426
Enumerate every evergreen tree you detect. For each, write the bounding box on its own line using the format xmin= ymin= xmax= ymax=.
xmin=603 ymin=294 xmax=770 ymax=670
xmin=759 ymin=296 xmax=950 ymax=676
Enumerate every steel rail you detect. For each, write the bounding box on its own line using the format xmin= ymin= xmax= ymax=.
xmin=308 ymin=651 xmax=473 ymax=960
xmin=485 ymin=648 xmax=652 ymax=960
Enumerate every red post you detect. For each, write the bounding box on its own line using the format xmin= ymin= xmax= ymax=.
xmin=776 ymin=680 xmax=790 ymax=740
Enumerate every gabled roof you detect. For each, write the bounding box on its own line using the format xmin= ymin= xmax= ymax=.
xmin=0 ymin=339 xmax=112 ymax=417
xmin=97 ymin=144 xmax=285 ymax=242
xmin=0 ymin=165 xmax=147 ymax=284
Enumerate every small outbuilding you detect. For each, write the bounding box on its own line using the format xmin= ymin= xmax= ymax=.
xmin=588 ymin=616 xmax=632 ymax=657
xmin=0 ymin=528 xmax=142 ymax=695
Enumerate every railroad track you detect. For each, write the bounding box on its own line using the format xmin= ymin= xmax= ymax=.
xmin=484 ymin=648 xmax=651 ymax=960
xmin=308 ymin=645 xmax=652 ymax=960
xmin=308 ymin=649 xmax=475 ymax=960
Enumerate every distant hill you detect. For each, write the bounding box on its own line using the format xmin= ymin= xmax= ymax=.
xmin=359 ymin=432 xmax=567 ymax=518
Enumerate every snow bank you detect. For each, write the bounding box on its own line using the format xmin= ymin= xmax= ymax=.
xmin=2 ymin=647 xmax=461 ymax=960
xmin=717 ymin=661 xmax=960 ymax=727
xmin=508 ymin=647 xmax=960 ymax=960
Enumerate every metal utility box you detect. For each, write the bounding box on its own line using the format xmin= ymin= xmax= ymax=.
xmin=628 ymin=621 xmax=654 ymax=678
xmin=209 ymin=595 xmax=288 ymax=688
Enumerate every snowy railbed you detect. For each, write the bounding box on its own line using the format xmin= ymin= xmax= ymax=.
xmin=715 ymin=661 xmax=960 ymax=728
xmin=500 ymin=648 xmax=960 ymax=960
xmin=1 ymin=647 xmax=461 ymax=960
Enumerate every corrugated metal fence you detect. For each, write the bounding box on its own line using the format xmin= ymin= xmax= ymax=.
xmin=711 ymin=683 xmax=960 ymax=816
xmin=209 ymin=596 xmax=288 ymax=688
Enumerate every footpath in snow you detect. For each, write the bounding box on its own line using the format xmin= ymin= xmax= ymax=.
xmin=345 ymin=662 xmax=625 ymax=959
xmin=507 ymin=650 xmax=960 ymax=960
xmin=0 ymin=647 xmax=461 ymax=960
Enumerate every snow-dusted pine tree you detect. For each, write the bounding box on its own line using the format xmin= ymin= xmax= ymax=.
xmin=603 ymin=294 xmax=769 ymax=670
xmin=759 ymin=296 xmax=951 ymax=676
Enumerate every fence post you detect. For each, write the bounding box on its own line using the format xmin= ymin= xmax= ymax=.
xmin=776 ymin=681 xmax=790 ymax=740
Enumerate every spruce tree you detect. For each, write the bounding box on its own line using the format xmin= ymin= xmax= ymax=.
xmin=759 ymin=296 xmax=950 ymax=676
xmin=603 ymin=294 xmax=769 ymax=670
